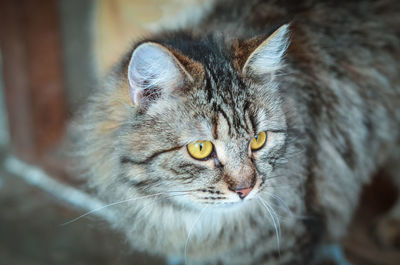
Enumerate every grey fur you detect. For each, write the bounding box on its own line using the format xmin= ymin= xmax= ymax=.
xmin=72 ymin=0 xmax=400 ymax=264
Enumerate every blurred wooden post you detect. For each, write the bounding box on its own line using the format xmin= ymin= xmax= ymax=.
xmin=0 ymin=0 xmax=66 ymax=162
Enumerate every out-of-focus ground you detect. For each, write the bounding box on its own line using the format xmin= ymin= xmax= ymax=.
xmin=1 ymin=163 xmax=399 ymax=265
xmin=0 ymin=1 xmax=399 ymax=265
xmin=0 ymin=166 xmax=165 ymax=265
xmin=343 ymin=173 xmax=400 ymax=265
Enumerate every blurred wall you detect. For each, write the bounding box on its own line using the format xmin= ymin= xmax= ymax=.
xmin=59 ymin=0 xmax=97 ymax=111
xmin=95 ymin=0 xmax=208 ymax=74
xmin=0 ymin=52 xmax=10 ymax=147
xmin=59 ymin=0 xmax=208 ymax=111
xmin=0 ymin=0 xmax=211 ymax=160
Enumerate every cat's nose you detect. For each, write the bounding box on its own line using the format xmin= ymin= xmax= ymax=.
xmin=226 ymin=174 xmax=256 ymax=199
xmin=234 ymin=186 xmax=253 ymax=199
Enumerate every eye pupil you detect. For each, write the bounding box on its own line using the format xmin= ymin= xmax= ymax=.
xmin=250 ymin=131 xmax=267 ymax=151
xmin=187 ymin=141 xmax=213 ymax=160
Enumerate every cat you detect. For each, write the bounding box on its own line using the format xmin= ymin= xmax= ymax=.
xmin=73 ymin=0 xmax=400 ymax=264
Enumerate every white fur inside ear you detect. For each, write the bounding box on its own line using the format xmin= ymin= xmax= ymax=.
xmin=128 ymin=42 xmax=183 ymax=105
xmin=243 ymin=24 xmax=290 ymax=76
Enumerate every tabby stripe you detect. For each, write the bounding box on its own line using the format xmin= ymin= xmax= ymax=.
xmin=269 ymin=129 xmax=287 ymax=134
xmin=336 ymin=127 xmax=356 ymax=169
xmin=218 ymin=107 xmax=233 ymax=135
xmin=175 ymin=175 xmax=195 ymax=184
xmin=249 ymin=112 xmax=258 ymax=133
xmin=204 ymin=76 xmax=214 ymax=102
xmin=250 ymin=249 xmax=285 ymax=265
xmin=120 ymin=146 xmax=182 ymax=165
xmin=234 ymin=104 xmax=249 ymax=134
xmin=212 ymin=114 xmax=219 ymax=139
xmin=301 ymin=147 xmax=324 ymax=262
xmin=243 ymin=101 xmax=253 ymax=134
xmin=168 ymin=163 xmax=208 ymax=179
xmin=267 ymin=136 xmax=288 ymax=168
xmin=118 ymin=175 xmax=162 ymax=188
xmin=131 ymin=178 xmax=162 ymax=188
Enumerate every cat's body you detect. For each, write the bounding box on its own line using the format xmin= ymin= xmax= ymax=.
xmin=74 ymin=0 xmax=400 ymax=264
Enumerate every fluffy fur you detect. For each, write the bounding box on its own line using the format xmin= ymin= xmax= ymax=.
xmin=73 ymin=0 xmax=400 ymax=264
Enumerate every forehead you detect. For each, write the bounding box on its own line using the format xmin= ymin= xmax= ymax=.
xmin=188 ymin=66 xmax=256 ymax=139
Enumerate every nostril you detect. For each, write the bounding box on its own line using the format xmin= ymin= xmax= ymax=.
xmin=235 ymin=187 xmax=253 ymax=199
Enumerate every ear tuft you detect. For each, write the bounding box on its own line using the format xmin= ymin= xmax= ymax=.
xmin=242 ymin=24 xmax=290 ymax=77
xmin=128 ymin=42 xmax=186 ymax=107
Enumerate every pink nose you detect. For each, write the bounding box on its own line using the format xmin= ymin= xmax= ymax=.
xmin=235 ymin=186 xmax=253 ymax=199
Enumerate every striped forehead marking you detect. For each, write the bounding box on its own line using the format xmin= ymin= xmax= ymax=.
xmin=204 ymin=73 xmax=251 ymax=138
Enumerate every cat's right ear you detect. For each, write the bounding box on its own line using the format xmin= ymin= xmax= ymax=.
xmin=127 ymin=42 xmax=193 ymax=108
xmin=239 ymin=24 xmax=290 ymax=79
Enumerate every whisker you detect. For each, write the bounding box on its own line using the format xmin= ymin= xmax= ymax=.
xmin=61 ymin=191 xmax=190 ymax=226
xmin=184 ymin=205 xmax=209 ymax=265
xmin=140 ymin=193 xmax=191 ymax=217
xmin=263 ymin=192 xmax=294 ymax=217
xmin=266 ymin=192 xmax=311 ymax=220
xmin=266 ymin=200 xmax=281 ymax=249
xmin=263 ymin=174 xmax=301 ymax=181
xmin=261 ymin=183 xmax=301 ymax=189
xmin=257 ymin=197 xmax=281 ymax=255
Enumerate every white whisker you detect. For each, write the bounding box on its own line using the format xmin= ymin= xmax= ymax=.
xmin=140 ymin=193 xmax=191 ymax=217
xmin=257 ymin=197 xmax=281 ymax=255
xmin=184 ymin=205 xmax=209 ymax=265
xmin=263 ymin=191 xmax=294 ymax=217
xmin=61 ymin=191 xmax=189 ymax=226
xmin=265 ymin=192 xmax=310 ymax=221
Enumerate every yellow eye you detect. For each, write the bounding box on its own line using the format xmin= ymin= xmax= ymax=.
xmin=250 ymin=131 xmax=267 ymax=151
xmin=187 ymin=141 xmax=213 ymax=160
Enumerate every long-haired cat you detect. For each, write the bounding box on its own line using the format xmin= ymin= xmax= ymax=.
xmin=73 ymin=0 xmax=400 ymax=264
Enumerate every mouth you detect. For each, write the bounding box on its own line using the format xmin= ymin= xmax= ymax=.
xmin=181 ymin=177 xmax=263 ymax=207
xmin=201 ymin=188 xmax=259 ymax=206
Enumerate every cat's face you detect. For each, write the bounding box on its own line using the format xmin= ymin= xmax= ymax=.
xmin=118 ymin=25 xmax=290 ymax=209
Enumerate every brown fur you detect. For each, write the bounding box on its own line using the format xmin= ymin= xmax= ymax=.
xmin=73 ymin=1 xmax=400 ymax=264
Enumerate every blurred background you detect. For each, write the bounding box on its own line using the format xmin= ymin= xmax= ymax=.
xmin=0 ymin=0 xmax=398 ymax=265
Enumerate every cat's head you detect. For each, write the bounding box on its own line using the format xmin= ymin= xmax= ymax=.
xmin=95 ymin=25 xmax=294 ymax=210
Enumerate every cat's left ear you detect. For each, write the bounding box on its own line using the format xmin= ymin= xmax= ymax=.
xmin=240 ymin=24 xmax=290 ymax=78
xmin=127 ymin=42 xmax=201 ymax=108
